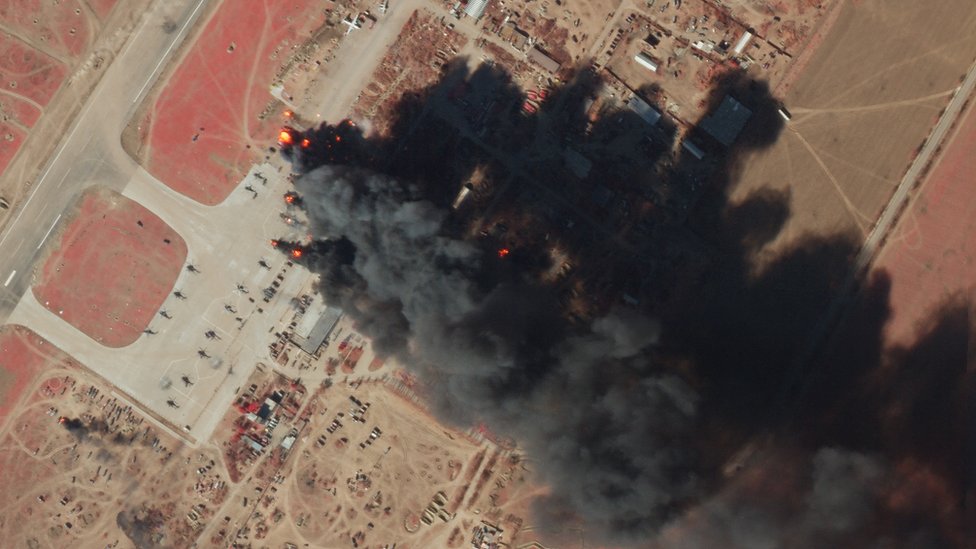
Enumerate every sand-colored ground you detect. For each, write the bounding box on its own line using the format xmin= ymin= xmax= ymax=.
xmin=32 ymin=186 xmax=187 ymax=347
xmin=0 ymin=355 xmax=232 ymax=548
xmin=127 ymin=0 xmax=329 ymax=205
xmin=725 ymin=0 xmax=976 ymax=253
xmin=872 ymin=96 xmax=976 ymax=344
xmin=206 ymin=372 xmax=549 ymax=549
xmin=0 ymin=325 xmax=64 ymax=424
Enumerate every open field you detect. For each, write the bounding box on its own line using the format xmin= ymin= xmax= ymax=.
xmin=32 ymin=186 xmax=187 ymax=347
xmin=203 ymin=366 xmax=547 ymax=549
xmin=0 ymin=325 xmax=61 ymax=424
xmin=129 ymin=0 xmax=328 ymax=205
xmin=871 ymin=98 xmax=976 ymax=344
xmin=0 ymin=122 xmax=28 ymax=176
xmin=0 ymin=32 xmax=69 ymax=173
xmin=719 ymin=0 xmax=976 ymax=253
xmin=0 ymin=33 xmax=67 ymax=123
xmin=0 ymin=0 xmax=97 ymax=60
xmin=88 ymin=0 xmax=120 ymax=20
xmin=0 ymin=360 xmax=232 ymax=548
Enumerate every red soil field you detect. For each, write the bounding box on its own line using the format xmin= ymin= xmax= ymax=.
xmin=140 ymin=0 xmax=326 ymax=205
xmin=0 ymin=122 xmax=27 ymax=175
xmin=0 ymin=326 xmax=64 ymax=425
xmin=872 ymin=101 xmax=976 ymax=344
xmin=0 ymin=33 xmax=69 ymax=173
xmin=0 ymin=33 xmax=68 ymax=114
xmin=0 ymin=92 xmax=42 ymax=128
xmin=32 ymin=187 xmax=188 ymax=347
xmin=0 ymin=0 xmax=93 ymax=59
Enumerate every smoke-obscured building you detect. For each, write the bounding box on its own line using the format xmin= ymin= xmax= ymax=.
xmin=627 ymin=95 xmax=662 ymax=126
xmin=700 ymin=95 xmax=752 ymax=146
xmin=290 ymin=297 xmax=343 ymax=355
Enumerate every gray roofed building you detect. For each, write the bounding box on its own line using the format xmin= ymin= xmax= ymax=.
xmin=527 ymin=46 xmax=561 ymax=73
xmin=291 ymin=305 xmax=343 ymax=355
xmin=627 ymin=95 xmax=661 ymax=126
xmin=465 ymin=0 xmax=489 ymax=19
xmin=700 ymin=95 xmax=752 ymax=146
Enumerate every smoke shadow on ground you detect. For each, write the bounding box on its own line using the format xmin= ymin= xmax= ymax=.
xmin=275 ymin=59 xmax=971 ymax=546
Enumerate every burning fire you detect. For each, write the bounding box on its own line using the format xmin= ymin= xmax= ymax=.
xmin=497 ymin=248 xmax=510 ymax=258
xmin=291 ymin=248 xmax=304 ymax=259
xmin=301 ymin=138 xmax=311 ymax=148
xmin=278 ymin=129 xmax=294 ymax=145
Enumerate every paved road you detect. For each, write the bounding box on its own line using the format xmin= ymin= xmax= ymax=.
xmin=310 ymin=0 xmax=430 ymax=124
xmin=0 ymin=0 xmax=209 ymax=320
xmin=776 ymin=58 xmax=976 ymax=415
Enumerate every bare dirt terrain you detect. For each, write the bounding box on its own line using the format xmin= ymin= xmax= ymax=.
xmin=353 ymin=9 xmax=468 ymax=135
xmin=32 ymin=186 xmax=187 ymax=347
xmin=0 ymin=325 xmax=56 ymax=423
xmin=126 ymin=0 xmax=330 ymax=205
xmin=0 ymin=29 xmax=69 ymax=174
xmin=0 ymin=354 xmax=232 ymax=548
xmin=871 ymin=97 xmax=976 ymax=345
xmin=718 ymin=0 xmax=976 ymax=255
xmin=204 ymin=365 xmax=548 ymax=549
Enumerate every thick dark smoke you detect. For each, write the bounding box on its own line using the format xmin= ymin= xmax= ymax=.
xmin=278 ymin=62 xmax=972 ymax=547
xmin=294 ymin=166 xmax=700 ymax=539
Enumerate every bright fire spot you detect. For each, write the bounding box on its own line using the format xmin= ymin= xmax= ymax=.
xmin=291 ymin=248 xmax=304 ymax=259
xmin=278 ymin=129 xmax=294 ymax=145
xmin=283 ymin=110 xmax=293 ymax=118
xmin=497 ymin=248 xmax=510 ymax=258
xmin=301 ymin=138 xmax=311 ymax=148
xmin=270 ymin=239 xmax=279 ymax=247
xmin=285 ymin=194 xmax=295 ymax=204
xmin=335 ymin=135 xmax=342 ymax=142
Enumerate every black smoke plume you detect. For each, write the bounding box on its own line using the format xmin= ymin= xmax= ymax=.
xmin=289 ymin=166 xmax=699 ymax=539
xmin=274 ymin=61 xmax=971 ymax=546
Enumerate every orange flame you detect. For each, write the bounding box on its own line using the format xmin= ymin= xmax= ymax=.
xmin=497 ymin=248 xmax=510 ymax=258
xmin=278 ymin=129 xmax=294 ymax=145
xmin=301 ymin=138 xmax=311 ymax=148
xmin=291 ymin=248 xmax=304 ymax=259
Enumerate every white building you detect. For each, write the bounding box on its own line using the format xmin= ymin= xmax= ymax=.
xmin=732 ymin=30 xmax=754 ymax=55
xmin=634 ymin=52 xmax=658 ymax=72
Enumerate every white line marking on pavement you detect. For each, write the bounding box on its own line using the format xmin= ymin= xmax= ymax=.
xmin=132 ymin=0 xmax=207 ymax=104
xmin=3 ymin=271 xmax=16 ymax=287
xmin=37 ymin=214 xmax=62 ymax=250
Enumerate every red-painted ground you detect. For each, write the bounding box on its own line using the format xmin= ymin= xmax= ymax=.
xmin=32 ymin=187 xmax=188 ymax=347
xmin=0 ymin=33 xmax=68 ymax=117
xmin=0 ymin=326 xmax=65 ymax=426
xmin=0 ymin=93 xmax=42 ymax=128
xmin=0 ymin=33 xmax=69 ymax=174
xmin=0 ymin=122 xmax=28 ymax=176
xmin=872 ymin=101 xmax=976 ymax=344
xmin=0 ymin=0 xmax=93 ymax=59
xmin=140 ymin=0 xmax=326 ymax=205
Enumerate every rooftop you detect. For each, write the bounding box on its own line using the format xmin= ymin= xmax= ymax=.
xmin=700 ymin=95 xmax=752 ymax=146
